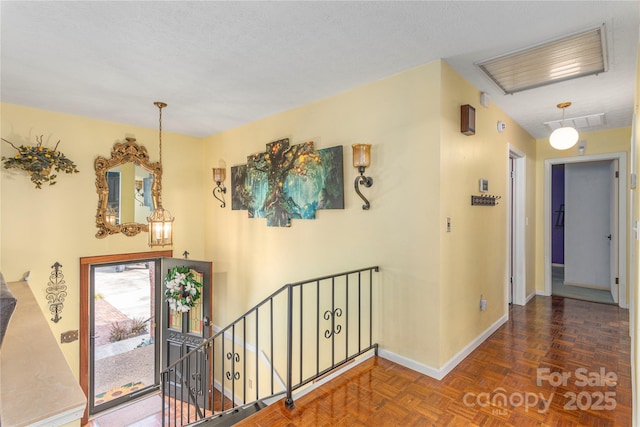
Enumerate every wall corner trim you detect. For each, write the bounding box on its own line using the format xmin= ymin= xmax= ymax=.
xmin=378 ymin=313 xmax=508 ymax=381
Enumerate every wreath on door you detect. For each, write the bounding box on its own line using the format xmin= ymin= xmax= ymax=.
xmin=164 ymin=266 xmax=202 ymax=312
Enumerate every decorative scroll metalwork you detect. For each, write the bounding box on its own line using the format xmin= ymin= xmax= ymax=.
xmin=161 ymin=266 xmax=380 ymax=426
xmin=94 ymin=137 xmax=162 ymax=238
xmin=190 ymin=371 xmax=203 ymax=396
xmin=167 ymin=331 xmax=206 ymax=347
xmin=354 ymin=168 xmax=373 ymax=210
xmin=226 ymin=352 xmax=241 ymax=380
xmin=46 ymin=262 xmax=67 ymax=323
xmin=323 ymin=307 xmax=343 ymax=339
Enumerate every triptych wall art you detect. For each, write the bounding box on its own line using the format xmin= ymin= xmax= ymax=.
xmin=231 ymin=138 xmax=344 ymax=227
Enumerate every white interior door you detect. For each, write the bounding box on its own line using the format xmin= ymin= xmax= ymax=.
xmin=564 ymin=161 xmax=613 ymax=290
xmin=609 ymin=160 xmax=619 ymax=303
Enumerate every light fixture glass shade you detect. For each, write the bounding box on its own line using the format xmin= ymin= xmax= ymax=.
xmin=148 ymin=207 xmax=174 ymax=247
xmin=352 ymin=144 xmax=371 ymax=168
xmin=549 ymin=126 xmax=579 ymax=150
xmin=105 ymin=207 xmax=117 ymax=226
xmin=212 ymin=167 xmax=226 ymax=183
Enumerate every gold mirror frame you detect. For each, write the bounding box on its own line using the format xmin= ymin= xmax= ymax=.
xmin=95 ymin=137 xmax=161 ymax=238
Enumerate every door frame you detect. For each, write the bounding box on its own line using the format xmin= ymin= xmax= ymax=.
xmin=508 ymin=145 xmax=527 ymax=306
xmin=544 ymin=152 xmax=627 ymax=308
xmin=80 ymin=250 xmax=172 ymax=425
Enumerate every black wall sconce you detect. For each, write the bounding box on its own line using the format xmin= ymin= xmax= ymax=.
xmin=352 ymin=144 xmax=373 ymax=210
xmin=212 ymin=167 xmax=227 ymax=208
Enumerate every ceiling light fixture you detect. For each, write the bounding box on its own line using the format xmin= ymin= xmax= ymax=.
xmin=148 ymin=101 xmax=174 ymax=247
xmin=476 ymin=25 xmax=607 ymax=94
xmin=549 ymin=102 xmax=579 ymax=150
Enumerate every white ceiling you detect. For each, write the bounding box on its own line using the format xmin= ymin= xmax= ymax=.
xmin=1 ymin=1 xmax=638 ymax=139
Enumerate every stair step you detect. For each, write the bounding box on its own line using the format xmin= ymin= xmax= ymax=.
xmin=188 ymin=401 xmax=267 ymax=427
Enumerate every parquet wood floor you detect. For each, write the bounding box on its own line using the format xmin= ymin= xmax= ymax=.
xmin=85 ymin=296 xmax=631 ymax=426
xmin=238 ymin=296 xmax=631 ymax=426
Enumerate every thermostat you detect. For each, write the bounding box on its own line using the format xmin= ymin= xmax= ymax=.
xmin=479 ymin=178 xmax=489 ymax=193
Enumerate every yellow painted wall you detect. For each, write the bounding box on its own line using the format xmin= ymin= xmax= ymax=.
xmin=0 ymin=103 xmax=206 ymax=377
xmin=533 ymin=127 xmax=632 ymax=297
xmin=4 ymin=55 xmax=630 ymax=408
xmin=439 ymin=62 xmax=537 ymax=364
xmin=203 ymin=61 xmax=536 ymax=370
xmin=204 ymin=62 xmax=444 ymax=367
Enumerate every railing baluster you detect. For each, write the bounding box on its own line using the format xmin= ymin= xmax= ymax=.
xmin=316 ymin=280 xmax=320 ymax=376
xmin=255 ymin=309 xmax=259 ymax=403
xmin=221 ymin=328 xmax=225 ymax=412
xmin=285 ymin=284 xmax=294 ymax=408
xmin=346 ymin=274 xmax=349 ymax=361
xmin=369 ymin=268 xmax=374 ymax=348
xmin=358 ymin=271 xmax=362 ymax=353
xmin=299 ymin=284 xmax=303 ymax=385
xmin=161 ymin=266 xmax=378 ymax=426
xmin=331 ymin=276 xmax=335 ymax=368
xmin=270 ymin=297 xmax=274 ymax=396
xmin=243 ymin=316 xmax=246 ymax=405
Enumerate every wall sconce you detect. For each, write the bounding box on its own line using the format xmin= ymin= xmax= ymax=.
xmin=105 ymin=207 xmax=117 ymax=226
xmin=212 ymin=167 xmax=227 ymax=208
xmin=352 ymin=144 xmax=373 ymax=210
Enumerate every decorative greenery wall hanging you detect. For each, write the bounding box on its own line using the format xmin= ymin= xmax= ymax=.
xmin=164 ymin=266 xmax=203 ymax=312
xmin=2 ymin=135 xmax=79 ymax=188
xmin=231 ymin=138 xmax=344 ymax=227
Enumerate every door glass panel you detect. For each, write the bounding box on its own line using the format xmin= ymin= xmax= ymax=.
xmin=91 ymin=261 xmax=158 ymax=413
xmin=188 ymin=270 xmax=204 ymax=334
xmin=168 ymin=308 xmax=182 ymax=331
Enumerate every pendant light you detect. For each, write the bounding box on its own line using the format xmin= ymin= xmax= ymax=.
xmin=549 ymin=102 xmax=579 ymax=150
xmin=147 ymin=101 xmax=174 ymax=247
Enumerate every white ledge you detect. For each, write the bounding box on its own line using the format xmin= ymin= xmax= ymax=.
xmin=0 ymin=280 xmax=86 ymax=426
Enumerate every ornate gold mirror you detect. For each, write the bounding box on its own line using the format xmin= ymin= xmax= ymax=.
xmin=95 ymin=137 xmax=162 ymax=238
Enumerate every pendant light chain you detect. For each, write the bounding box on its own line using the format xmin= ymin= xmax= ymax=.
xmin=155 ymin=101 xmax=167 ymax=169
xmin=154 ymin=101 xmax=167 ymax=208
xmin=148 ymin=101 xmax=174 ymax=247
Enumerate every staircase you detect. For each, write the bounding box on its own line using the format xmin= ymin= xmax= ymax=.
xmin=161 ymin=266 xmax=379 ymax=426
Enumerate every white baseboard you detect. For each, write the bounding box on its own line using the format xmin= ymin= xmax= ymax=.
xmin=525 ymin=291 xmax=536 ymax=303
xmin=379 ymin=313 xmax=508 ymax=381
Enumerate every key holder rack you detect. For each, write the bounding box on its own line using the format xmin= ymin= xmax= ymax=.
xmin=471 ymin=195 xmax=501 ymax=206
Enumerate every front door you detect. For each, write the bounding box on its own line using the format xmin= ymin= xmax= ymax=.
xmin=161 ymin=257 xmax=213 ymax=412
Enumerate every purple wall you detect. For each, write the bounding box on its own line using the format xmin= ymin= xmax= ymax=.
xmin=551 ymin=164 xmax=565 ymax=264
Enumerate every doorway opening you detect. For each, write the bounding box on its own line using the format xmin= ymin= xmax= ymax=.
xmin=89 ymin=260 xmax=160 ymax=414
xmin=508 ymin=145 xmax=526 ymax=307
xmin=544 ymin=153 xmax=627 ymax=308
xmin=80 ymin=250 xmax=172 ymax=424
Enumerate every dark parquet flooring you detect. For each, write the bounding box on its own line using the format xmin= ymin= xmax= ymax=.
xmin=86 ymin=295 xmax=631 ymax=426
xmin=238 ymin=296 xmax=631 ymax=426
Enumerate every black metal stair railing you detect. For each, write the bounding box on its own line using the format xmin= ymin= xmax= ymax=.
xmin=161 ymin=266 xmax=379 ymax=427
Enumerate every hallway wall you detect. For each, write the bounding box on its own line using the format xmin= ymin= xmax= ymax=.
xmin=204 ymin=61 xmax=537 ymax=371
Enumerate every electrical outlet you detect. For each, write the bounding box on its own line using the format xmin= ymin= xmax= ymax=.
xmin=480 ymin=297 xmax=487 ymax=311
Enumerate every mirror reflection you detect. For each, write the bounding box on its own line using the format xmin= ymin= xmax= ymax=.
xmin=106 ymin=164 xmax=154 ymax=225
xmin=95 ymin=137 xmax=161 ymax=238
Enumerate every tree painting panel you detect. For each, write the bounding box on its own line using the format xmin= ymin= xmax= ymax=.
xmin=231 ymin=138 xmax=344 ymax=227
